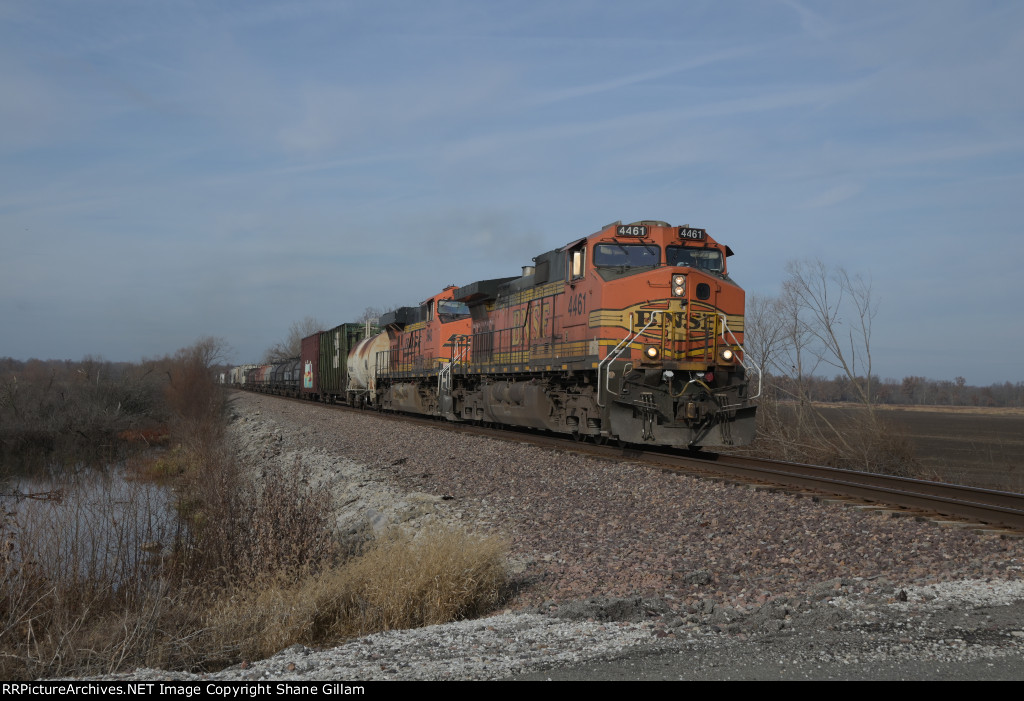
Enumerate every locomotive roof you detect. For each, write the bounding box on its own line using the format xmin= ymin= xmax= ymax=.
xmin=452 ymin=277 xmax=518 ymax=304
xmin=400 ymin=219 xmax=736 ymax=319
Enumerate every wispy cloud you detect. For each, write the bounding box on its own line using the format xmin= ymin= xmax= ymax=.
xmin=527 ymin=45 xmax=764 ymax=106
xmin=2 ymin=1 xmax=1023 ymax=381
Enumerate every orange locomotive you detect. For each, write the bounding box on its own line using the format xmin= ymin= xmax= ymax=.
xmin=370 ymin=220 xmax=758 ymax=448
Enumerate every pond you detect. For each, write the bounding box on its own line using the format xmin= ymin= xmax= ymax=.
xmin=1 ymin=461 xmax=182 ymax=592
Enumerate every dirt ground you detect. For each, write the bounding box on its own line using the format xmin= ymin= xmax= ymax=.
xmin=815 ymin=404 xmax=1024 ymax=493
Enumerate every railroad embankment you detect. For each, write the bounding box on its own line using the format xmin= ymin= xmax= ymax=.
xmin=226 ymin=392 xmax=1023 ymax=610
xmin=65 ymin=391 xmax=1024 ymax=680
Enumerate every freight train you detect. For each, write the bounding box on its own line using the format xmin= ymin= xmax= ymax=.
xmin=233 ymin=220 xmax=759 ymax=448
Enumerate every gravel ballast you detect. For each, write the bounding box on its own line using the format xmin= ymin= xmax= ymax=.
xmin=107 ymin=392 xmax=1024 ymax=680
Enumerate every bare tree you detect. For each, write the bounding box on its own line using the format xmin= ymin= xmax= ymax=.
xmin=356 ymin=306 xmax=386 ymax=324
xmin=781 ymin=259 xmax=877 ymax=410
xmin=742 ymin=293 xmax=786 ymax=374
xmin=179 ymin=336 xmax=232 ymax=370
xmin=264 ymin=317 xmax=324 ymax=363
xmin=165 ymin=337 xmax=233 ymax=430
xmin=742 ymin=285 xmax=826 ymax=464
xmin=741 ymin=259 xmax=915 ymax=475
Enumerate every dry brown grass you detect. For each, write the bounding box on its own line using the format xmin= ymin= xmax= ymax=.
xmin=876 ymin=403 xmax=1024 ymax=417
xmin=1 ymin=443 xmax=509 ymax=679
xmin=206 ymin=526 xmax=509 ymax=662
xmin=327 ymin=525 xmax=509 ymax=635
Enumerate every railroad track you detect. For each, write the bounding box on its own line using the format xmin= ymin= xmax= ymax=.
xmin=451 ymin=424 xmax=1024 ymax=533
xmin=237 ymin=391 xmax=1024 ymax=534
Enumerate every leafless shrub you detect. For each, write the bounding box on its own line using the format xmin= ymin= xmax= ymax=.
xmin=741 ymin=390 xmax=924 ymax=477
xmin=176 ymin=451 xmax=341 ymax=585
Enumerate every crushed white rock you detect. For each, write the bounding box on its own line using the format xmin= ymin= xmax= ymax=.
xmin=82 ymin=393 xmax=1024 ymax=681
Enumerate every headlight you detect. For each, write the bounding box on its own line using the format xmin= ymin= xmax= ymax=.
xmin=672 ymin=274 xmax=685 ymax=297
xmin=645 ymin=346 xmax=660 ymax=359
xmin=719 ymin=348 xmax=735 ymax=363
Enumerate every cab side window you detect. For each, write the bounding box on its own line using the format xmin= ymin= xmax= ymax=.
xmin=568 ymin=244 xmax=586 ymax=280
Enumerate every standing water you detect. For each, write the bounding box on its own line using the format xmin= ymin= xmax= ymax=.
xmin=1 ymin=461 xmax=181 ymax=594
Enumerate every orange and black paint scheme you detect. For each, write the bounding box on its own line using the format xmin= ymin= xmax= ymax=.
xmin=372 ymin=220 xmax=758 ymax=448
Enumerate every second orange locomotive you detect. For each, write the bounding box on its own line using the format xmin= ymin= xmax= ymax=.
xmin=358 ymin=219 xmax=757 ymax=448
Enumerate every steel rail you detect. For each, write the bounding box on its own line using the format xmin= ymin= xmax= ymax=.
xmin=233 ymin=390 xmax=1024 ymax=532
xmin=641 ymin=451 xmax=1024 ymax=531
xmin=445 ymin=422 xmax=1024 ymax=532
xmin=696 ymin=453 xmax=1024 ymax=511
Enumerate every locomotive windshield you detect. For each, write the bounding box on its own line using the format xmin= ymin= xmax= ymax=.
xmin=437 ymin=299 xmax=471 ymax=323
xmin=594 ymin=243 xmax=660 ymax=268
xmin=666 ymin=246 xmax=723 ymax=273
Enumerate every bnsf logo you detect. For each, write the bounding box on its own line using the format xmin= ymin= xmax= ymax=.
xmin=636 ymin=311 xmax=714 ymax=331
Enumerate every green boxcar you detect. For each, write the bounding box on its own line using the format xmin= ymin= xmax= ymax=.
xmin=317 ymin=323 xmax=378 ymax=402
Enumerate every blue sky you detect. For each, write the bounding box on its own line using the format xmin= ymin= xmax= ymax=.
xmin=1 ymin=1 xmax=1022 ymax=384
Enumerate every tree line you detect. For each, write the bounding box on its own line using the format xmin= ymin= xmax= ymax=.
xmin=766 ymin=372 xmax=1024 ymax=408
xmin=744 ymin=259 xmax=1022 ymax=410
xmin=0 ymin=338 xmax=232 ymax=465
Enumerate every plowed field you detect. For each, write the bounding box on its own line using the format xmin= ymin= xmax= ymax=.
xmin=816 ymin=405 xmax=1024 ymax=492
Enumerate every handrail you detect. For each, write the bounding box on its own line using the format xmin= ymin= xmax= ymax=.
xmin=597 ymin=311 xmax=659 ymax=407
xmin=438 ymin=335 xmax=469 ymax=396
xmin=718 ymin=312 xmax=762 ymax=404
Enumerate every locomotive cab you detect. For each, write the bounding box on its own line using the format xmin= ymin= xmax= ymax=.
xmin=573 ymin=221 xmax=757 ymax=447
